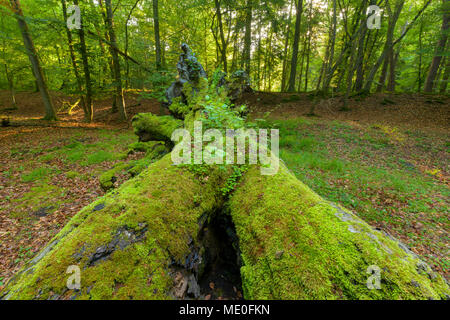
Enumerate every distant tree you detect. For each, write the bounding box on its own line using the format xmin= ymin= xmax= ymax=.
xmin=75 ymin=0 xmax=94 ymax=122
xmin=153 ymin=0 xmax=162 ymax=70
xmin=105 ymin=0 xmax=127 ymax=120
xmin=287 ymin=0 xmax=303 ymax=92
xmin=242 ymin=0 xmax=253 ymax=75
xmin=424 ymin=0 xmax=449 ymax=92
xmin=9 ymin=0 xmax=57 ymax=120
xmin=61 ymin=0 xmax=87 ymax=120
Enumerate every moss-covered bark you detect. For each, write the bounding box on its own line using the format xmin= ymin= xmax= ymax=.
xmin=229 ymin=163 xmax=450 ymax=300
xmin=132 ymin=114 xmax=182 ymax=146
xmin=2 ymin=52 xmax=449 ymax=299
xmin=1 ymin=156 xmax=230 ymax=300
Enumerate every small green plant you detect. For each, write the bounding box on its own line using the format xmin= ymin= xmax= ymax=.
xmin=65 ymin=171 xmax=80 ymax=179
xmin=220 ymin=165 xmax=248 ymax=196
xmin=84 ymin=151 xmax=115 ymax=165
xmin=21 ymin=167 xmax=52 ymax=182
xmin=141 ymin=71 xmax=174 ymax=103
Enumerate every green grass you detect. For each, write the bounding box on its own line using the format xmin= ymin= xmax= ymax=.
xmin=273 ymin=116 xmax=449 ymax=274
xmin=21 ymin=167 xmax=54 ymax=182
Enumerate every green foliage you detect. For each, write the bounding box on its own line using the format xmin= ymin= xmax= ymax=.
xmin=65 ymin=171 xmax=80 ymax=179
xmin=141 ymin=71 xmax=174 ymax=103
xmin=21 ymin=167 xmax=54 ymax=182
xmin=85 ymin=151 xmax=116 ymax=165
xmin=220 ymin=165 xmax=248 ymax=196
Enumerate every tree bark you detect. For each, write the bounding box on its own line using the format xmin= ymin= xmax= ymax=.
xmin=323 ymin=0 xmax=338 ymax=93
xmin=439 ymin=57 xmax=449 ymax=93
xmin=355 ymin=0 xmax=371 ymax=91
xmin=3 ymin=127 xmax=449 ymax=300
xmin=281 ymin=1 xmax=293 ymax=92
xmin=61 ymin=0 xmax=88 ymax=118
xmin=105 ymin=0 xmax=127 ymax=120
xmin=363 ymin=0 xmax=431 ymax=93
xmin=376 ymin=1 xmax=404 ymax=93
xmin=4 ymin=64 xmax=17 ymax=109
xmin=9 ymin=0 xmax=57 ymax=120
xmin=424 ymin=0 xmax=449 ymax=92
xmin=387 ymin=47 xmax=400 ymax=91
xmin=242 ymin=0 xmax=253 ymax=75
xmin=153 ymin=0 xmax=162 ymax=70
xmin=214 ymin=0 xmax=227 ymax=73
xmin=125 ymin=0 xmax=140 ymax=87
xmin=72 ymin=0 xmax=94 ymax=122
xmin=287 ymin=0 xmax=303 ymax=92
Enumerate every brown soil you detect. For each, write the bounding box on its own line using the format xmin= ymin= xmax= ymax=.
xmin=240 ymin=91 xmax=450 ymax=134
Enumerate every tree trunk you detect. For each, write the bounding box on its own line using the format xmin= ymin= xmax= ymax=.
xmin=281 ymin=1 xmax=293 ymax=92
xmin=105 ymin=0 xmax=127 ymax=120
xmin=125 ymin=0 xmax=140 ymax=87
xmin=214 ymin=0 xmax=227 ymax=73
xmin=355 ymin=1 xmax=370 ymax=91
xmin=3 ymin=126 xmax=449 ymax=300
xmin=9 ymin=0 xmax=57 ymax=120
xmin=387 ymin=47 xmax=400 ymax=91
xmin=242 ymin=0 xmax=253 ymax=75
xmin=417 ymin=18 xmax=424 ymax=93
xmin=287 ymin=0 xmax=303 ymax=92
xmin=62 ymin=0 xmax=88 ymax=119
xmin=439 ymin=57 xmax=449 ymax=93
xmin=153 ymin=0 xmax=162 ymax=70
xmin=72 ymin=0 xmax=94 ymax=122
xmin=4 ymin=64 xmax=17 ymax=109
xmin=322 ymin=0 xmax=338 ymax=93
xmin=304 ymin=1 xmax=312 ymax=92
xmin=376 ymin=1 xmax=404 ymax=92
xmin=98 ymin=0 xmax=117 ymax=112
xmin=363 ymin=0 xmax=430 ymax=93
xmin=424 ymin=0 xmax=449 ymax=92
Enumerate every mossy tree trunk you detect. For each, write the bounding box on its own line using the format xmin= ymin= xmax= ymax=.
xmin=2 ymin=48 xmax=449 ymax=300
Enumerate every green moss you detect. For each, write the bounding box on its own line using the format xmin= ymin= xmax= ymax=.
xmin=10 ymin=184 xmax=65 ymax=218
xmin=21 ymin=167 xmax=55 ymax=182
xmin=2 ymin=155 xmax=230 ymax=300
xmin=84 ymin=150 xmax=116 ymax=165
xmin=132 ymin=114 xmax=183 ymax=144
xmin=65 ymin=171 xmax=80 ymax=179
xmin=229 ymin=164 xmax=450 ymax=300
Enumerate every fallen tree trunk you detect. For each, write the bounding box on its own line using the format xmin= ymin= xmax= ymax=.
xmin=1 ymin=156 xmax=232 ymax=300
xmin=230 ymin=164 xmax=450 ymax=299
xmin=3 ymin=156 xmax=449 ymax=300
xmin=132 ymin=113 xmax=182 ymax=146
xmin=2 ymin=45 xmax=449 ymax=300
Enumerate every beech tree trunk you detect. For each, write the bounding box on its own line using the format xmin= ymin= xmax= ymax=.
xmin=376 ymin=0 xmax=404 ymax=93
xmin=2 ymin=45 xmax=449 ymax=302
xmin=73 ymin=0 xmax=94 ymax=122
xmin=153 ymin=0 xmax=162 ymax=70
xmin=363 ymin=0 xmax=431 ymax=93
xmin=214 ymin=0 xmax=227 ymax=73
xmin=287 ymin=0 xmax=303 ymax=92
xmin=2 ymin=121 xmax=449 ymax=300
xmin=439 ymin=57 xmax=449 ymax=93
xmin=125 ymin=0 xmax=141 ymax=86
xmin=61 ymin=0 xmax=88 ymax=120
xmin=424 ymin=0 xmax=449 ymax=92
xmin=4 ymin=64 xmax=17 ymax=109
xmin=105 ymin=0 xmax=127 ymax=120
xmin=9 ymin=0 xmax=57 ymax=120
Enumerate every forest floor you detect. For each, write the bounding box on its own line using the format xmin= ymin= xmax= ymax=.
xmin=0 ymin=90 xmax=448 ymax=290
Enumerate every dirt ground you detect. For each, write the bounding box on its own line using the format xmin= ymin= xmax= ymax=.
xmin=240 ymin=91 xmax=450 ymax=134
xmin=0 ymin=90 xmax=168 ymax=131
